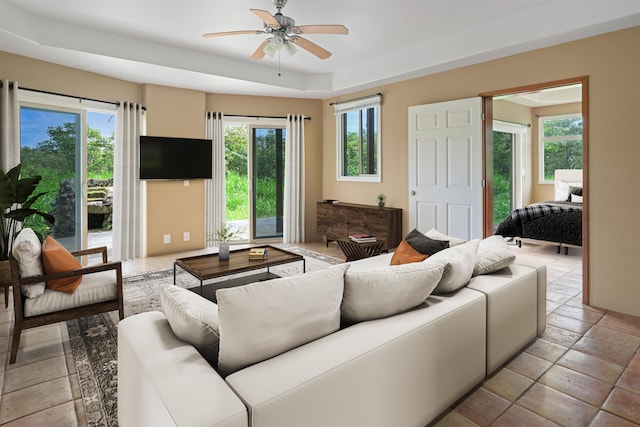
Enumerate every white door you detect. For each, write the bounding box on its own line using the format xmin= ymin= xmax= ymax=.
xmin=408 ymin=97 xmax=483 ymax=240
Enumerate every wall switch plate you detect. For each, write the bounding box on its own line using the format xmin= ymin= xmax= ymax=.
xmin=183 ymin=232 xmax=190 ymax=241
xmin=163 ymin=234 xmax=171 ymax=244
xmin=184 ymin=180 xmax=190 ymax=186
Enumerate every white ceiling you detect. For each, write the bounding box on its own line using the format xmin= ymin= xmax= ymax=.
xmin=1 ymin=0 xmax=639 ymax=99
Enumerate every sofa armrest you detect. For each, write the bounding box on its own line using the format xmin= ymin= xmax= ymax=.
xmin=118 ymin=311 xmax=247 ymax=427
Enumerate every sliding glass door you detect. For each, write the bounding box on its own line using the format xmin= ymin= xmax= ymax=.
xmin=252 ymin=127 xmax=285 ymax=239
xmin=19 ymin=98 xmax=115 ymax=252
xmin=224 ymin=120 xmax=286 ymax=241
xmin=20 ymin=106 xmax=83 ymax=250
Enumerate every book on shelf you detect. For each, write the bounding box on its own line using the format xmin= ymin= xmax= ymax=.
xmin=349 ymin=234 xmax=377 ymax=243
xmin=248 ymin=247 xmax=268 ymax=260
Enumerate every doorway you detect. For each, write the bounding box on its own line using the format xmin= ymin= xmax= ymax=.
xmin=224 ymin=119 xmax=287 ymax=242
xmin=481 ymin=76 xmax=589 ymax=303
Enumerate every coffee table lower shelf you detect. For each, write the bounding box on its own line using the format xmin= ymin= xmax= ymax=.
xmin=187 ymin=271 xmax=280 ymax=303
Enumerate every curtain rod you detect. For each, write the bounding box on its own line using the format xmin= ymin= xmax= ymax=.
xmin=1 ymin=81 xmax=147 ymax=110
xmin=209 ymin=112 xmax=310 ymax=121
xmin=494 ymin=118 xmax=531 ymax=128
xmin=329 ymin=92 xmax=382 ymax=106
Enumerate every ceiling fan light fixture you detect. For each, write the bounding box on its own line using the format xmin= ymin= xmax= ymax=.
xmin=283 ymin=40 xmax=297 ymax=56
xmin=263 ymin=39 xmax=277 ymax=57
xmin=271 ymin=33 xmax=284 ymax=49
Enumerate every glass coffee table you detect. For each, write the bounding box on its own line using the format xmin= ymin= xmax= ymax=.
xmin=174 ymin=245 xmax=305 ymax=302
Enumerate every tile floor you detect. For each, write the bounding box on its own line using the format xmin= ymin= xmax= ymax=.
xmin=0 ymin=241 xmax=637 ymax=426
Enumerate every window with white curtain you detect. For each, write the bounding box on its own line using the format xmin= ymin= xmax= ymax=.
xmin=334 ymin=94 xmax=381 ymax=182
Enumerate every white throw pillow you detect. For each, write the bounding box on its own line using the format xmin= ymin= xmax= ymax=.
xmin=426 ymin=240 xmax=479 ymax=294
xmin=473 ymin=235 xmax=516 ymax=276
xmin=425 ymin=228 xmax=467 ymax=247
xmin=160 ymin=284 xmax=220 ymax=364
xmin=11 ymin=228 xmax=46 ymax=298
xmin=342 ymin=262 xmax=445 ymax=322
xmin=217 ymin=264 xmax=348 ymax=376
xmin=571 ymin=194 xmax=583 ymax=203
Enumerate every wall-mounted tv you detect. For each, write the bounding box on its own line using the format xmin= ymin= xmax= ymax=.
xmin=139 ymin=136 xmax=213 ymax=180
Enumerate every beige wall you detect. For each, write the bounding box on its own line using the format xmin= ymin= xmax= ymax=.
xmin=321 ymin=27 xmax=640 ymax=316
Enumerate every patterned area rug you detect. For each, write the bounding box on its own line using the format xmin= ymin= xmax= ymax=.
xmin=66 ymin=247 xmax=342 ymax=427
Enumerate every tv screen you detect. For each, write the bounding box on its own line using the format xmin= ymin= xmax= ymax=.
xmin=139 ymin=136 xmax=213 ymax=180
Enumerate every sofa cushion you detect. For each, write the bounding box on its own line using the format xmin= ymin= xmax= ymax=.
xmin=160 ymin=284 xmax=220 ymax=364
xmin=41 ymin=236 xmax=82 ymax=293
xmin=342 ymin=261 xmax=445 ymax=322
xmin=11 ymin=228 xmax=46 ymax=298
xmin=473 ymin=235 xmax=516 ymax=276
xmin=390 ymin=240 xmax=428 ymax=265
xmin=405 ymin=229 xmax=449 ymax=255
xmin=426 ymin=240 xmax=479 ymax=294
xmin=216 ymin=264 xmax=348 ymax=376
xmin=425 ymin=228 xmax=466 ymax=247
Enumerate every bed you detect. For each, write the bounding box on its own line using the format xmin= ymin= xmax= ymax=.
xmin=495 ymin=169 xmax=583 ymax=254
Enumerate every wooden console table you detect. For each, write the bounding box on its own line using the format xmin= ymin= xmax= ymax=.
xmin=317 ymin=202 xmax=403 ymax=250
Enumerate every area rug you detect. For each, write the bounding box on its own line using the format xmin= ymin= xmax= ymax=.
xmin=66 ymin=246 xmax=342 ymax=427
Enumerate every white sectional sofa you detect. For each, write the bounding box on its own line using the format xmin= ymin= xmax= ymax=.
xmin=118 ymin=238 xmax=546 ymax=427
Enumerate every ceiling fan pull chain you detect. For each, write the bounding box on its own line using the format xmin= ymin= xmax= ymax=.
xmin=278 ymin=51 xmax=282 ymax=77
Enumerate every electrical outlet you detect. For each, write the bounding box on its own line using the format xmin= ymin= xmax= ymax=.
xmin=163 ymin=234 xmax=171 ymax=244
xmin=184 ymin=180 xmax=190 ymax=187
xmin=183 ymin=232 xmax=190 ymax=241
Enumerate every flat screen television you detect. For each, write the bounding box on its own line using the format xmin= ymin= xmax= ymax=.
xmin=139 ymin=136 xmax=213 ymax=180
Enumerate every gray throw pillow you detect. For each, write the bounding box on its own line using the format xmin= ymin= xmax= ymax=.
xmin=160 ymin=284 xmax=220 ymax=364
xmin=405 ymin=229 xmax=449 ymax=255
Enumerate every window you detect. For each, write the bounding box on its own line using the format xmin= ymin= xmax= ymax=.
xmin=538 ymin=114 xmax=583 ymax=183
xmin=334 ymin=94 xmax=381 ymax=182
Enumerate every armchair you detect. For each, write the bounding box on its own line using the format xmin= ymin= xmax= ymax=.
xmin=9 ymin=245 xmax=123 ymax=364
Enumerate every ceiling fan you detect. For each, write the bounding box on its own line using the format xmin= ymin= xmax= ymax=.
xmin=202 ymin=0 xmax=349 ymax=60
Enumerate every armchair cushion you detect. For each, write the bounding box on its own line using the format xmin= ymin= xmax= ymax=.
xmin=41 ymin=236 xmax=82 ymax=293
xmin=23 ymin=269 xmax=118 ymax=317
xmin=11 ymin=228 xmax=46 ymax=298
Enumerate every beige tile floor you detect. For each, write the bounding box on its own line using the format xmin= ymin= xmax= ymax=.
xmin=0 ymin=241 xmax=638 ymax=426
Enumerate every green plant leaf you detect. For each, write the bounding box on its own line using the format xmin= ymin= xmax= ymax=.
xmin=0 ymin=170 xmax=16 ymax=210
xmin=15 ymin=176 xmax=42 ymax=204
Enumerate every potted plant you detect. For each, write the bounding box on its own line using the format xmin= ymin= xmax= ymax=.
xmin=377 ymin=193 xmax=386 ymax=208
xmin=206 ymin=223 xmax=244 ymax=261
xmin=0 ymin=164 xmax=55 ymax=284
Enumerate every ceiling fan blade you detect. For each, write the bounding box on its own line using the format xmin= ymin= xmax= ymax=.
xmin=251 ymin=39 xmax=269 ymax=60
xmin=250 ymin=8 xmax=281 ymax=28
xmin=290 ymin=36 xmax=331 ymax=59
xmin=203 ymin=30 xmax=263 ymax=38
xmin=293 ymin=25 xmax=349 ymax=35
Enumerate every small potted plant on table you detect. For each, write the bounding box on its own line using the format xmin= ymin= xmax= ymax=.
xmin=207 ymin=223 xmax=244 ymax=261
xmin=377 ymin=193 xmax=386 ymax=208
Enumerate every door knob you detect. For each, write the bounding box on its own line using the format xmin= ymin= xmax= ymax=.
xmin=410 ymin=191 xmax=416 ymax=196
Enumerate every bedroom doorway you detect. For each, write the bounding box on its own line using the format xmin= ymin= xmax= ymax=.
xmin=480 ymin=76 xmax=589 ymax=303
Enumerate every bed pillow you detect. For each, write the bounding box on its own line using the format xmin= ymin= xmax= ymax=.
xmin=390 ymin=240 xmax=429 ymax=265
xmin=571 ymin=194 xmax=583 ymax=203
xmin=405 ymin=229 xmax=449 ymax=255
xmin=473 ymin=235 xmax=516 ymax=276
xmin=425 ymin=239 xmax=479 ymax=294
xmin=41 ymin=236 xmax=83 ymax=294
xmin=11 ymin=228 xmax=46 ymax=298
xmin=566 ymin=186 xmax=583 ymax=201
xmin=216 ymin=264 xmax=348 ymax=376
xmin=160 ymin=284 xmax=220 ymax=364
xmin=342 ymin=261 xmax=444 ymax=322
xmin=425 ymin=228 xmax=467 ymax=247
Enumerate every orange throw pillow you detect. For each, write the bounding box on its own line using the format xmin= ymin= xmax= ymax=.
xmin=41 ymin=236 xmax=83 ymax=293
xmin=390 ymin=240 xmax=429 ymax=265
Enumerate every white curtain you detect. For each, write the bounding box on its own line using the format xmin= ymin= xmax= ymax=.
xmin=204 ymin=111 xmax=226 ymax=246
xmin=113 ymin=102 xmax=145 ymax=260
xmin=0 ymin=80 xmax=20 ymax=172
xmin=283 ymin=114 xmax=305 ymax=243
